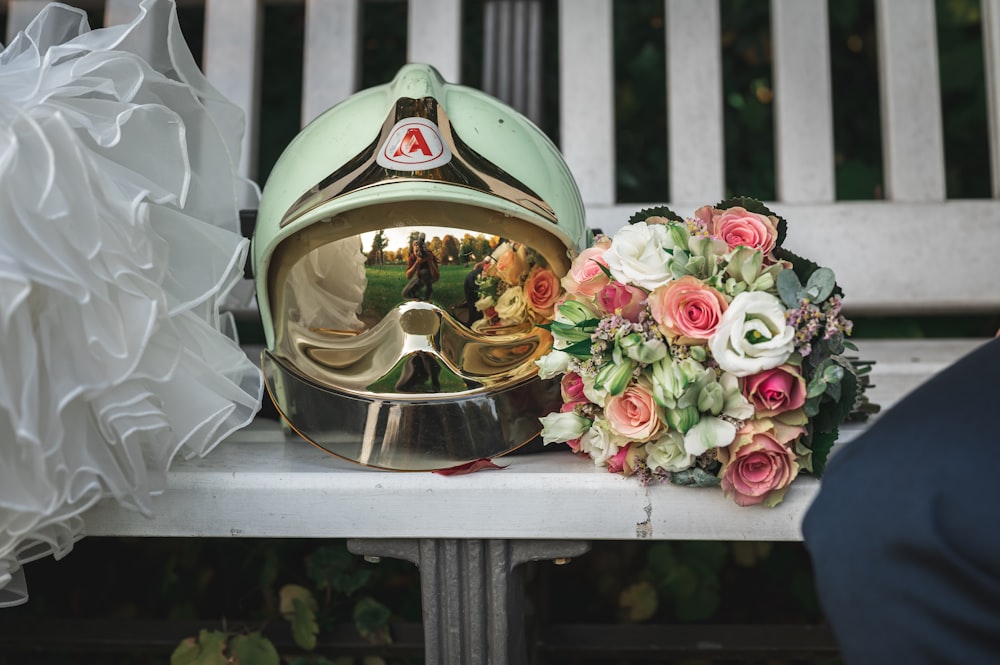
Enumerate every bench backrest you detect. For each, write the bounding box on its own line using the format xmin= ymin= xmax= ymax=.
xmin=5 ymin=0 xmax=1000 ymax=317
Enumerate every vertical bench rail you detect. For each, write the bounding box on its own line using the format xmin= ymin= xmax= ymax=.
xmin=770 ymin=0 xmax=835 ymax=203
xmin=408 ymin=0 xmax=462 ymax=84
xmin=875 ymin=0 xmax=946 ymax=201
xmin=302 ymin=0 xmax=360 ymax=127
xmin=982 ymin=0 xmax=1000 ymax=198
xmin=665 ymin=0 xmax=725 ymax=205
xmin=557 ymin=0 xmax=615 ymax=212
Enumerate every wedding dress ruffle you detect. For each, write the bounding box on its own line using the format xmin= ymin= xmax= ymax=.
xmin=0 ymin=0 xmax=263 ymax=606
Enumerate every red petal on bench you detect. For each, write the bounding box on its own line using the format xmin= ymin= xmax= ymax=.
xmin=433 ymin=459 xmax=507 ymax=476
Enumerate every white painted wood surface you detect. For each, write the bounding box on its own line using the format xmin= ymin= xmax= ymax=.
xmin=81 ymin=339 xmax=987 ymax=542
xmin=301 ymin=0 xmax=360 ymax=126
xmin=408 ymin=0 xmax=462 ymax=84
xmin=558 ymin=0 xmax=615 ymax=207
xmin=875 ymin=0 xmax=946 ymax=201
xmin=770 ymin=0 xmax=835 ymax=202
xmin=666 ymin=0 xmax=725 ymax=204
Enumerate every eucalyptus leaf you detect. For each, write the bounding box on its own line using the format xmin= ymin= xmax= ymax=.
xmin=669 ymin=467 xmax=721 ymax=487
xmin=806 ymin=378 xmax=827 ymax=399
xmin=231 ymin=633 xmax=280 ymax=665
xmin=805 ymin=267 xmax=836 ymax=302
xmin=776 ymin=269 xmax=803 ymax=308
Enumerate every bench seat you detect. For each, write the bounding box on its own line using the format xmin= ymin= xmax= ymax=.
xmin=83 ymin=338 xmax=986 ymax=543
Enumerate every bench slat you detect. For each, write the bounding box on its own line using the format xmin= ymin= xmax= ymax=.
xmin=581 ymin=199 xmax=1000 ymax=314
xmin=983 ymin=0 xmax=1000 ymax=198
xmin=558 ymin=0 xmax=615 ymax=206
xmin=875 ymin=0 xmax=946 ymax=201
xmin=665 ymin=0 xmax=725 ymax=204
xmin=408 ymin=0 xmax=462 ymax=84
xmin=770 ymin=0 xmax=835 ymax=203
xmin=301 ymin=0 xmax=360 ymax=126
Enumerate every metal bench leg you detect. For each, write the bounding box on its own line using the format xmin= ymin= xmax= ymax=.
xmin=348 ymin=538 xmax=590 ymax=665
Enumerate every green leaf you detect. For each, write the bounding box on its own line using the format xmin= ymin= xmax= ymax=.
xmin=809 ymin=427 xmax=839 ymax=476
xmin=805 ymin=267 xmax=836 ymax=303
xmin=626 ymin=205 xmax=683 ymax=225
xmin=353 ymin=596 xmax=392 ymax=645
xmin=171 ymin=631 xmax=228 ymax=665
xmin=678 ymin=541 xmax=728 ymax=572
xmin=281 ymin=585 xmax=319 ymax=651
xmin=806 ymin=378 xmax=827 ymax=399
xmin=307 ymin=545 xmax=358 ymax=593
xmin=231 ymin=633 xmax=280 ymax=665
xmin=669 ymin=467 xmax=721 ymax=487
xmin=170 ymin=638 xmax=200 ymax=665
xmin=776 ymin=269 xmax=803 ymax=307
xmin=813 ymin=367 xmax=859 ymax=432
xmin=619 ymin=581 xmax=658 ymax=622
xmin=290 ymin=597 xmax=319 ymax=651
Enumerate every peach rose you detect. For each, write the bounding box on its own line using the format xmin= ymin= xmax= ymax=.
xmin=524 ymin=267 xmax=562 ymax=320
xmin=718 ymin=418 xmax=805 ymax=507
xmin=604 ymin=383 xmax=662 ymax=442
xmin=648 ymin=275 xmax=728 ymax=340
xmin=742 ymin=364 xmax=807 ymax=417
xmin=494 ymin=243 xmax=529 ymax=285
xmin=596 ymin=281 xmax=647 ymax=322
xmin=562 ymin=237 xmax=612 ymax=297
xmin=710 ymin=206 xmax=778 ymax=254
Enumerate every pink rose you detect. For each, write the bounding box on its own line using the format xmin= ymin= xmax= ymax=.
xmin=562 ymin=237 xmax=612 ymax=297
xmin=561 ymin=372 xmax=588 ymax=404
xmin=710 ymin=206 xmax=778 ymax=255
xmin=596 ymin=282 xmax=647 ymax=322
xmin=718 ymin=419 xmax=805 ymax=507
xmin=607 ymin=442 xmax=642 ymax=475
xmin=743 ymin=365 xmax=807 ymax=416
xmin=604 ymin=384 xmax=662 ymax=442
xmin=648 ymin=275 xmax=728 ymax=340
xmin=524 ymin=267 xmax=562 ymax=320
xmin=494 ymin=243 xmax=529 ymax=285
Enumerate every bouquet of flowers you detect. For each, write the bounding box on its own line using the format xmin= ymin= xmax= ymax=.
xmin=473 ymin=240 xmax=562 ymax=329
xmin=536 ymin=199 xmax=876 ymax=507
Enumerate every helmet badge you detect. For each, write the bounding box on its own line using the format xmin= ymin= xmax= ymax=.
xmin=376 ymin=117 xmax=452 ymax=170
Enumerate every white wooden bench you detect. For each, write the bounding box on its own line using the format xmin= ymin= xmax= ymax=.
xmin=4 ymin=0 xmax=1000 ymax=661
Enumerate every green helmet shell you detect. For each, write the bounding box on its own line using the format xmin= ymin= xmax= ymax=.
xmin=253 ymin=63 xmax=590 ymax=470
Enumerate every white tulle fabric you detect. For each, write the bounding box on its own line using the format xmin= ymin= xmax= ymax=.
xmin=0 ymin=1 xmax=263 ymax=606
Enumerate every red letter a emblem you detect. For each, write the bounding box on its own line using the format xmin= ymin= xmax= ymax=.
xmin=393 ymin=127 xmax=434 ymax=158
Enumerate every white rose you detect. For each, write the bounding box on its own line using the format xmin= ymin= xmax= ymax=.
xmin=579 ymin=422 xmax=621 ymax=467
xmin=604 ymin=222 xmax=679 ymax=290
xmin=708 ymin=291 xmax=794 ymax=376
xmin=535 ymin=350 xmax=572 ymax=379
xmin=539 ymin=411 xmax=591 ymax=443
xmin=645 ymin=431 xmax=694 ymax=472
xmin=475 ymin=295 xmax=495 ymax=311
xmin=494 ymin=285 xmax=528 ymax=323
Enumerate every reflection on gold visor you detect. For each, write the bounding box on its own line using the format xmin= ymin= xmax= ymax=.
xmin=264 ymin=200 xmax=572 ymax=470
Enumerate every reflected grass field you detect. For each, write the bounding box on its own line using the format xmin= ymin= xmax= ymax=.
xmin=361 ymin=263 xmax=474 ymax=324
